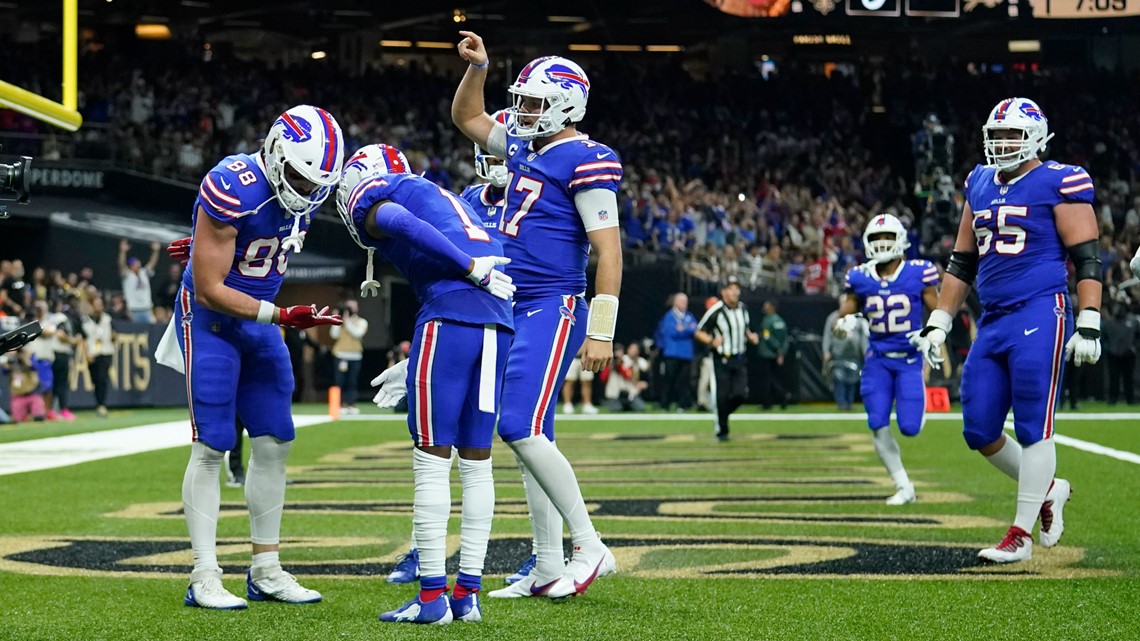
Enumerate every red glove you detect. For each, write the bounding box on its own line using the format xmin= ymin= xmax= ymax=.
xmin=167 ymin=237 xmax=192 ymax=266
xmin=278 ymin=305 xmax=342 ymax=329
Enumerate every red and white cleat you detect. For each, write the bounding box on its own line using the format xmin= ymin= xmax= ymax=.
xmin=1039 ymin=478 xmax=1072 ymax=548
xmin=978 ymin=526 xmax=1033 ymax=563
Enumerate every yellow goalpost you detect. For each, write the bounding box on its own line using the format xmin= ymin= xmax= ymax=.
xmin=0 ymin=0 xmax=82 ymax=131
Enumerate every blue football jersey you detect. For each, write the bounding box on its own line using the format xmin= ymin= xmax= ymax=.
xmin=347 ymin=173 xmax=513 ymax=329
xmin=460 ymin=183 xmax=505 ymax=235
xmin=182 ymin=153 xmax=306 ymax=301
xmin=964 ymin=162 xmax=1095 ymax=308
xmin=845 ymin=260 xmax=939 ymax=353
xmin=499 ymin=132 xmax=622 ymax=299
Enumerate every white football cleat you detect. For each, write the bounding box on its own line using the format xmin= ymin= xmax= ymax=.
xmin=184 ymin=568 xmax=248 ymax=610
xmin=246 ymin=569 xmax=322 ymax=604
xmin=885 ymin=484 xmax=916 ymax=506
xmin=546 ymin=536 xmax=616 ymax=599
xmin=1039 ymin=478 xmax=1072 ymax=548
xmin=487 ymin=572 xmax=561 ymax=598
xmin=581 ymin=403 xmax=599 ymax=415
xmin=978 ymin=526 xmax=1033 ymax=563
xmin=561 ymin=402 xmax=574 ymax=414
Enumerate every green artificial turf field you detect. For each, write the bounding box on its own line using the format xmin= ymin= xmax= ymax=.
xmin=1 ymin=407 xmax=1137 ymax=641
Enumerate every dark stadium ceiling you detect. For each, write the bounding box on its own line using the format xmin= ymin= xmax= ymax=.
xmin=2 ymin=0 xmax=751 ymax=44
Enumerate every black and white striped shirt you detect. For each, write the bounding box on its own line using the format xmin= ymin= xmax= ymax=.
xmin=698 ymin=300 xmax=751 ymax=357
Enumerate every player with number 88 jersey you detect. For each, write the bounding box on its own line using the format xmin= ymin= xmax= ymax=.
xmin=171 ymin=105 xmax=345 ymax=611
xmin=452 ymin=32 xmax=621 ymax=601
xmin=835 ymin=214 xmax=939 ymax=507
xmin=912 ymin=97 xmax=1102 ymax=564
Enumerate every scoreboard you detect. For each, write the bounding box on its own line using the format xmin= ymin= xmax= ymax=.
xmin=1027 ymin=0 xmax=1140 ymax=17
xmin=707 ymin=0 xmax=1140 ymax=17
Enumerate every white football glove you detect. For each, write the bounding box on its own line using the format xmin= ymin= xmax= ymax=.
xmin=1065 ymin=308 xmax=1102 ymax=367
xmin=466 ymin=256 xmax=515 ymax=300
xmin=908 ymin=309 xmax=953 ymax=368
xmin=370 ymin=358 xmax=409 ymax=409
xmin=1131 ymin=245 xmax=1140 ymax=281
xmin=833 ymin=313 xmax=863 ymax=339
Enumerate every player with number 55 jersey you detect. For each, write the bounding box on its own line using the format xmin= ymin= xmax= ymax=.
xmin=911 ymin=97 xmax=1102 ymax=565
xmin=452 ymin=32 xmax=621 ymax=602
xmin=835 ymin=213 xmax=939 ymax=507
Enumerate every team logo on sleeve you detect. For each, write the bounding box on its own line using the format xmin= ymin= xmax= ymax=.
xmin=277 ymin=113 xmax=313 ymax=143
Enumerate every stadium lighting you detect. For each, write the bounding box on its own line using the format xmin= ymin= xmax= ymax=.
xmin=604 ymin=44 xmax=642 ymax=52
xmin=135 ymin=24 xmax=172 ymax=40
xmin=548 ymin=15 xmax=588 ymax=22
xmin=1008 ymin=39 xmax=1041 ymax=53
xmin=646 ymin=45 xmax=684 ymax=52
xmin=568 ymin=44 xmax=602 ymax=51
xmin=311 ymin=51 xmax=327 ymax=60
xmin=380 ymin=40 xmax=413 ymax=47
xmin=453 ymin=8 xmax=467 ymax=22
xmin=416 ymin=41 xmax=453 ymax=49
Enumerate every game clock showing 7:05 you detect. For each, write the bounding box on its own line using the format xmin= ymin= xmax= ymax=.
xmin=1029 ymin=0 xmax=1140 ymax=17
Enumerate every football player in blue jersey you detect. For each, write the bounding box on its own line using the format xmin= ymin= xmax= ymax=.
xmin=459 ymin=111 xmax=510 ymax=235
xmin=450 ymin=32 xmax=621 ymax=599
xmin=174 ymin=105 xmax=346 ymax=609
xmin=337 ymin=143 xmax=516 ymax=625
xmin=912 ymin=98 xmax=1101 ymax=563
xmin=833 ymin=214 xmax=940 ymax=506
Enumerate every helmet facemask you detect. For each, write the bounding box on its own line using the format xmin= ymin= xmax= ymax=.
xmin=983 ymin=126 xmax=1047 ymax=172
xmin=474 ymin=143 xmax=508 ymax=188
xmin=507 ymin=91 xmax=574 ymax=140
xmin=264 ymin=131 xmax=336 ymax=219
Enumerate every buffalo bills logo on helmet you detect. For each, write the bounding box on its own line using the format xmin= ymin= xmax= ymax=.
xmin=1020 ymin=103 xmax=1044 ymax=121
xmin=559 ymin=304 xmax=575 ymax=323
xmin=518 ymin=56 xmax=557 ymax=83
xmin=875 ymin=215 xmax=886 ymax=225
xmin=546 ymin=63 xmax=590 ymax=94
xmin=345 ymin=150 xmax=370 ymax=173
xmin=278 ymin=113 xmax=313 ymax=143
xmin=993 ymin=99 xmax=1015 ymax=121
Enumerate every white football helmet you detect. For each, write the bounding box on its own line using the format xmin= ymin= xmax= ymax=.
xmin=507 ymin=56 xmax=589 ymax=140
xmin=982 ymin=97 xmax=1054 ymax=172
xmin=335 ymin=143 xmax=411 ymax=229
xmin=262 ymin=105 xmax=345 ymax=218
xmin=335 ymin=143 xmax=411 ymax=299
xmin=863 ymin=213 xmax=910 ymax=264
xmin=475 ymin=110 xmax=509 ymax=188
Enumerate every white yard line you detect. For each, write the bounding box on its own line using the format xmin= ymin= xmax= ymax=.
xmin=0 ymin=416 xmax=329 ymax=477
xmin=2 ymin=411 xmax=1136 ymax=476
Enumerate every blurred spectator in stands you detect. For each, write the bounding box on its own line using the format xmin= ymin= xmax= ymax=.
xmin=1 ymin=260 xmax=28 ymax=316
xmin=27 ymin=302 xmax=56 ymax=419
xmin=330 ymin=298 xmax=369 ymax=414
xmin=561 ymin=356 xmax=599 ymax=415
xmin=757 ymin=300 xmax=791 ymax=410
xmin=109 ymin=294 xmax=132 ymax=321
xmin=602 ymin=342 xmax=650 ymax=412
xmin=1103 ymin=302 xmax=1140 ymax=405
xmin=46 ymin=297 xmax=80 ymax=421
xmin=82 ymin=295 xmax=116 ymax=417
xmin=155 ymin=263 xmax=184 ymax=318
xmin=7 ymin=349 xmax=45 ymax=423
xmin=823 ymin=309 xmax=866 ymax=411
xmin=284 ymin=327 xmax=322 ymax=403
xmin=119 ymin=239 xmax=160 ymax=323
xmin=654 ymin=292 xmax=699 ymax=411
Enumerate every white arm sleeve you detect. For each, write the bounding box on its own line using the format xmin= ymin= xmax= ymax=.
xmin=574 ymin=188 xmax=620 ymax=232
xmin=485 ymin=123 xmax=508 ymax=159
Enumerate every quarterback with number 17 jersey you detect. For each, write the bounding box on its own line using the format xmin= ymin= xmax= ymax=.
xmin=963 ymin=161 xmax=1095 ymax=308
xmin=497 ymin=128 xmax=623 ymax=299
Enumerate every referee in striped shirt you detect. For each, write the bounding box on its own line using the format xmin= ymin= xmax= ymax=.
xmin=695 ymin=276 xmax=759 ymax=441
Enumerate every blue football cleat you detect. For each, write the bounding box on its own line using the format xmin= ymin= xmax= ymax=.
xmin=504 ymin=554 xmax=536 ymax=585
xmin=451 ymin=591 xmax=482 ymax=623
xmin=386 ymin=548 xmax=420 ymax=584
xmin=379 ymin=593 xmax=453 ymax=625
